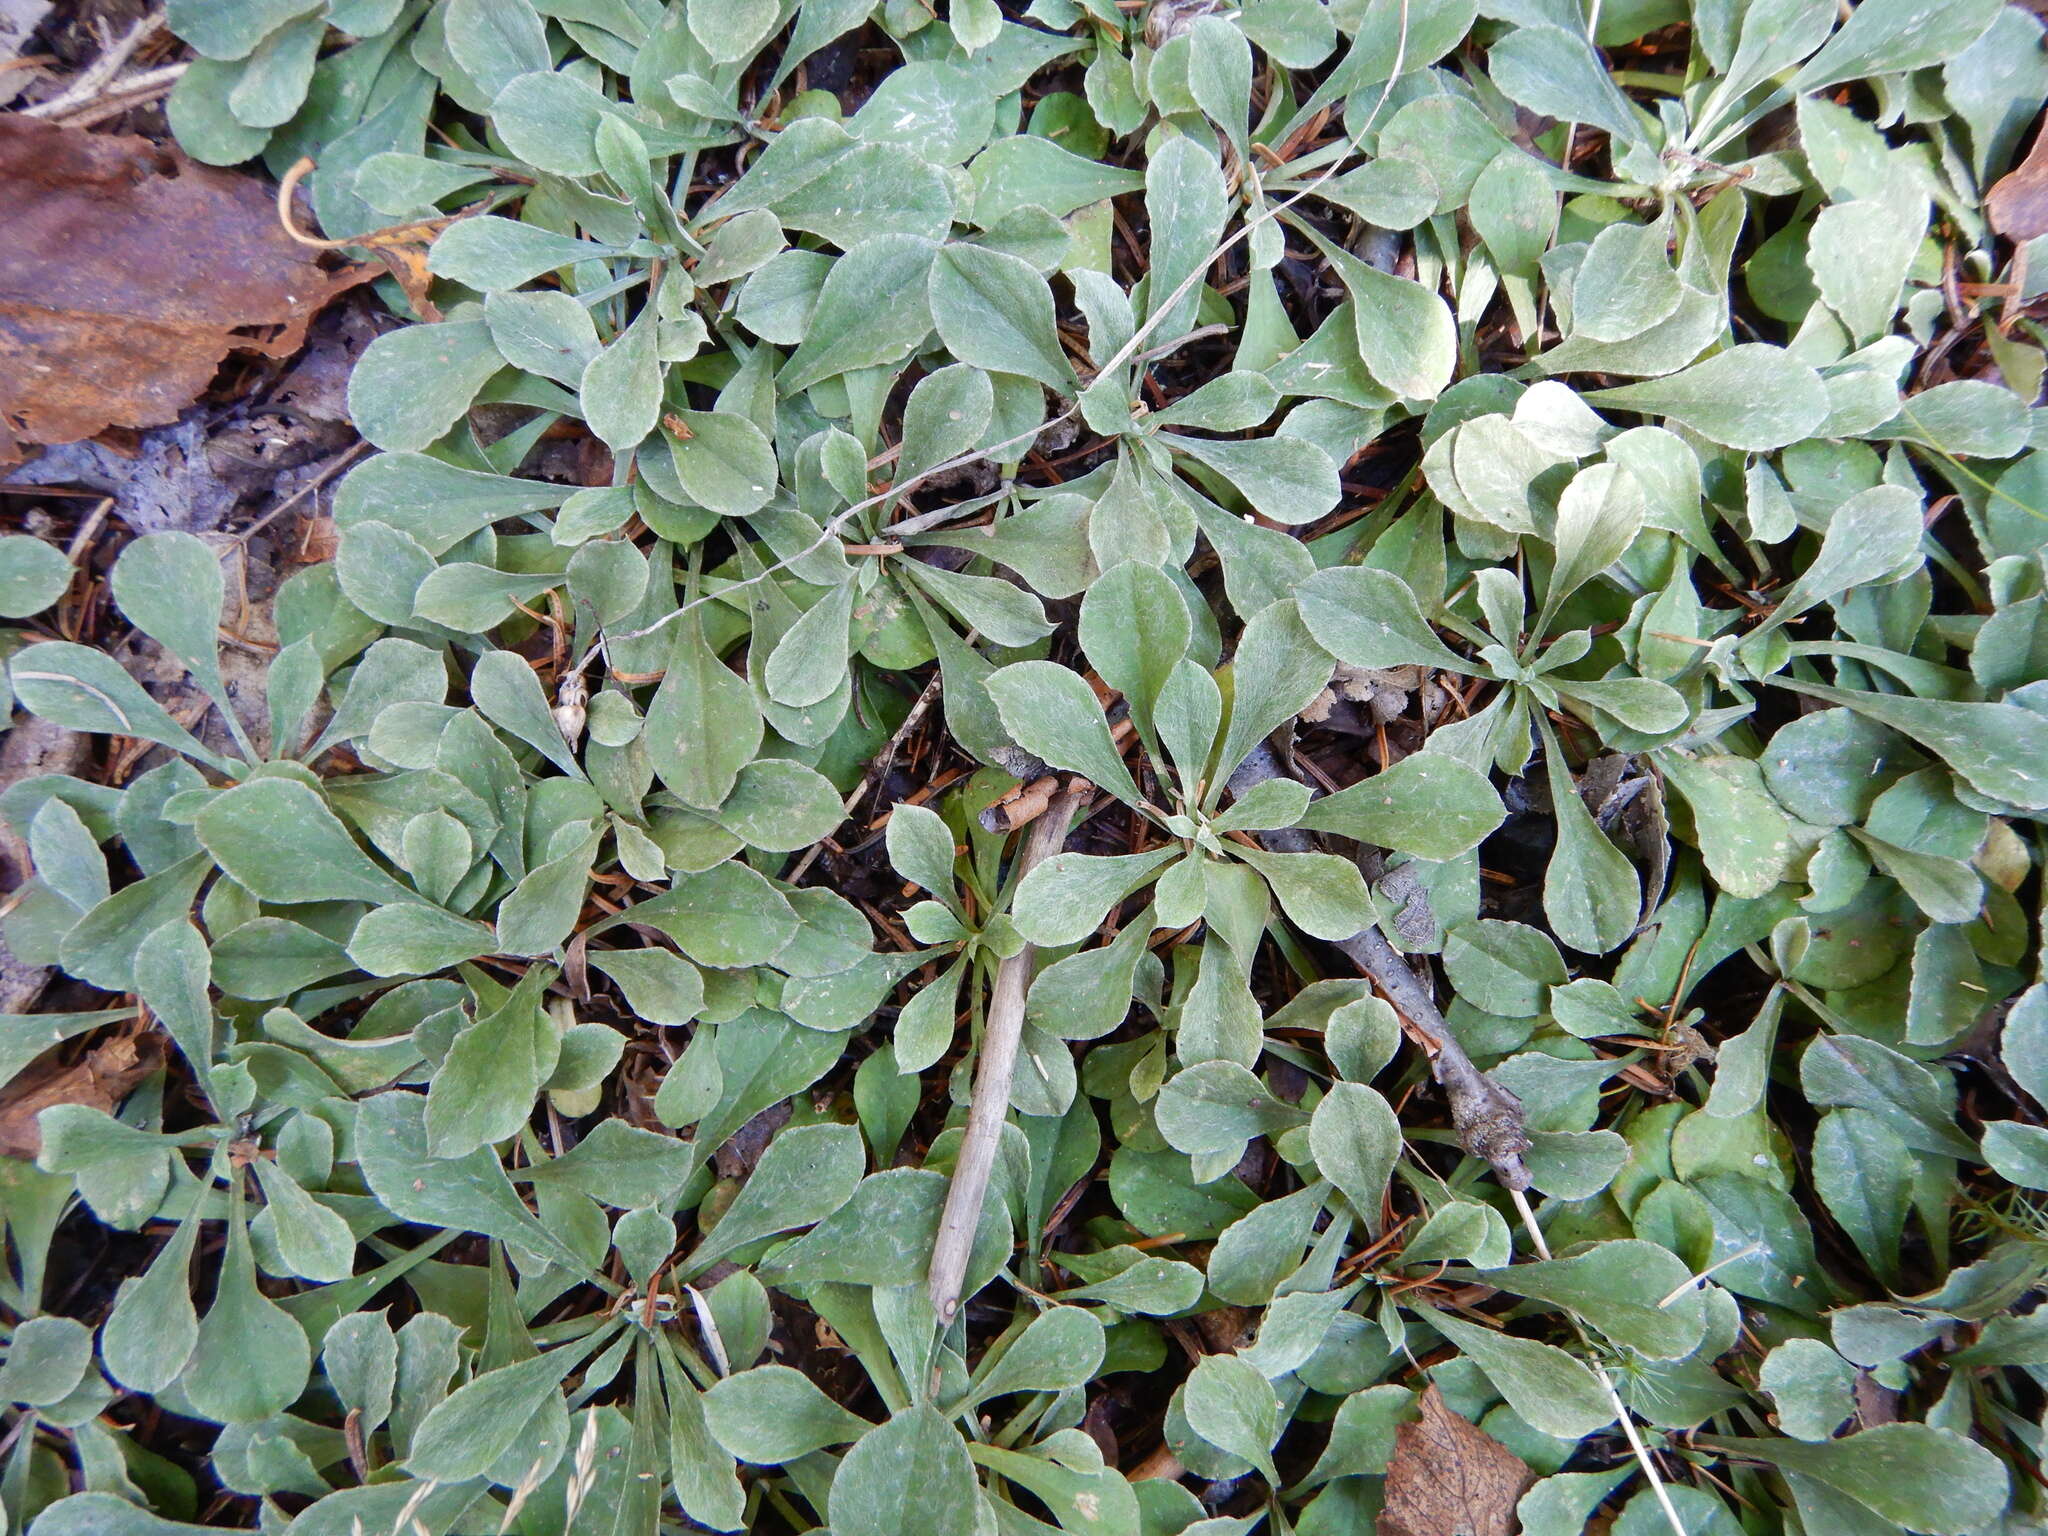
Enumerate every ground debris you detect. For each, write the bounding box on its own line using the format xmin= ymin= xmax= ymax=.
xmin=1378 ymin=1384 xmax=1535 ymax=1536
xmin=0 ymin=114 xmax=373 ymax=465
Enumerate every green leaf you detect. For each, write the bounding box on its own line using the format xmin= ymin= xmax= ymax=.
xmin=1790 ymin=0 xmax=2004 ymax=93
xmin=1155 ymin=1060 xmax=1308 ymax=1156
xmin=1216 ymin=599 xmax=1334 ymax=778
xmin=1297 ymin=751 xmax=1505 ymax=860
xmin=1657 ymin=752 xmax=1795 ymax=899
xmin=26 ymin=1494 xmax=220 ymax=1535
xmin=180 ymin=1177 xmax=312 ymax=1424
xmin=333 ymin=452 xmax=574 ymax=555
xmin=1540 ymin=724 xmax=1640 ymax=955
xmin=1080 ymin=561 xmax=1191 ymax=747
xmin=100 ymin=1205 xmax=201 ymax=1393
xmin=252 ymin=1159 xmax=357 ymax=1283
xmin=626 ymin=863 xmax=800 ymax=969
xmin=10 ymin=643 xmax=231 ymax=771
xmin=470 ymin=649 xmax=586 ymax=780
xmin=0 ymin=1314 xmax=91 ymax=1407
xmin=704 ymin=1364 xmax=872 ymax=1463
xmin=1163 ymin=431 xmax=1341 ymax=525
xmin=963 ymin=1306 xmax=1105 ymax=1409
xmin=829 ymin=1403 xmax=980 ymax=1536
xmin=710 ymin=759 xmax=845 ymax=852
xmin=780 ymin=236 xmax=938 ymax=392
xmin=986 ymin=660 xmax=1144 ymax=806
xmin=1234 ymin=844 xmax=1373 ymax=941
xmin=1182 ymin=1354 xmax=1282 ymax=1486
xmin=579 ymin=306 xmax=662 ymax=454
xmin=1799 ymin=1034 xmax=1977 ymax=1159
xmin=1424 ymin=1308 xmax=1615 ymax=1440
xmin=425 ymin=966 xmax=559 ymax=1157
xmin=645 ymin=613 xmax=764 ymax=811
xmin=1331 ymin=247 xmax=1457 ymax=401
xmin=666 ymin=410 xmax=779 ymax=517
xmin=0 ymin=536 xmax=73 ymax=619
xmin=405 ymin=1328 xmax=612 ymax=1483
xmin=349 ymin=903 xmax=497 ymax=976
xmin=355 ymin=1092 xmax=581 ymax=1268
xmin=1012 ymin=848 xmax=1179 ymax=946
xmin=1571 ymin=219 xmax=1682 ymax=343
xmin=195 ymin=778 xmax=415 ymax=906
xmin=1295 ymin=566 xmax=1471 ymax=672
xmin=1584 ymin=346 xmax=1829 ymax=451
xmin=428 ymin=216 xmax=620 ymax=291
xmin=346 ymin=319 xmax=504 ymax=453
xmin=1482 ymin=1240 xmax=1705 ymax=1359
xmin=928 ymin=243 xmax=1076 ymax=392
xmin=1143 ymin=134 xmax=1228 ymax=343
xmin=1693 ymin=1426 xmax=2009 ymax=1535
xmin=1309 ymin=1082 xmax=1401 ymax=1228
xmin=444 ymin=0 xmax=550 ymax=97
xmin=1774 ymin=681 xmax=2048 ymax=811
xmin=168 ymin=0 xmax=322 ymax=59
xmin=1489 ymin=23 xmax=1642 ymax=144
xmin=681 ymin=1123 xmax=865 ymax=1277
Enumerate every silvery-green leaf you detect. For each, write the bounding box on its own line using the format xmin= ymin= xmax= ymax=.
xmin=579 ymin=306 xmax=661 ymax=455
xmin=703 ymin=1364 xmax=873 ymax=1464
xmin=346 ymin=319 xmax=504 ymax=453
xmin=1571 ymin=218 xmax=1681 ymax=343
xmin=1012 ymin=848 xmax=1179 ymax=947
xmin=0 ymin=535 xmax=73 ymax=619
xmin=1295 ymin=751 xmax=1504 ymax=860
xmin=1691 ymin=1426 xmax=2009 ymax=1536
xmin=644 ymin=614 xmax=763 ymax=810
xmin=897 ymin=561 xmax=1054 ymax=649
xmin=1808 ymin=182 xmax=1926 ymax=345
xmin=1775 ymin=680 xmax=2048 ymax=811
xmin=1309 ymin=1082 xmax=1400 ymax=1229
xmin=470 ymin=649 xmax=586 ymax=780
xmin=444 ymin=0 xmax=550 ymax=98
xmin=1863 ymin=378 xmax=2032 ymax=459
xmin=928 ymin=243 xmax=1075 ymax=393
xmin=1790 ymin=0 xmax=2004 ymax=93
xmin=1163 ymin=431 xmax=1341 ymax=526
xmin=1423 ymin=1308 xmax=1615 ymax=1440
xmin=780 ymin=236 xmax=939 ymax=393
xmin=986 ymin=660 xmax=1144 ymax=807
xmin=1214 ymin=599 xmax=1333 ymax=777
xmin=428 ymin=216 xmax=620 ymax=291
xmin=1585 ymin=345 xmax=1828 ymax=451
xmin=850 ymin=61 xmax=995 ymax=164
xmin=1488 ymin=23 xmax=1643 ymax=144
xmin=1143 ymin=134 xmax=1228 ymax=343
xmin=828 ymin=1403 xmax=979 ymax=1536
xmin=1295 ymin=566 xmax=1471 ymax=672
xmin=1467 ymin=149 xmax=1558 ymax=280
xmin=9 ymin=643 xmax=231 ymax=771
xmin=195 ymin=778 xmax=414 ymax=906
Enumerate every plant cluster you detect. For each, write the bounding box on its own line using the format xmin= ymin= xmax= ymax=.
xmin=0 ymin=0 xmax=2046 ymax=1531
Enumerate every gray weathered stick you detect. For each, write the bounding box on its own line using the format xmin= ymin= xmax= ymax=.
xmin=1229 ymin=743 xmax=1532 ymax=1190
xmin=928 ymin=779 xmax=1090 ymax=1323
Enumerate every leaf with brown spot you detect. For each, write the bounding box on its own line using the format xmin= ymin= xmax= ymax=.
xmin=0 ymin=116 xmax=375 ymax=465
xmin=1377 ymin=1384 xmax=1534 ymax=1536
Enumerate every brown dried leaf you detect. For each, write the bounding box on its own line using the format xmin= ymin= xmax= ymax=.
xmin=1988 ymin=112 xmax=2048 ymax=241
xmin=0 ymin=1028 xmax=161 ymax=1160
xmin=1378 ymin=1383 xmax=1534 ymax=1536
xmin=0 ymin=116 xmax=376 ymax=465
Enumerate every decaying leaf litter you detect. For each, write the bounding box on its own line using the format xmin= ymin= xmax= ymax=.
xmin=1 ymin=0 xmax=2047 ymax=1532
